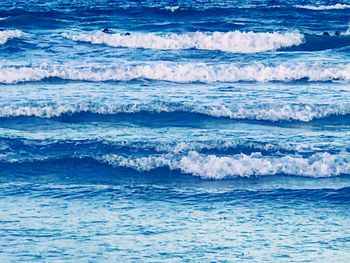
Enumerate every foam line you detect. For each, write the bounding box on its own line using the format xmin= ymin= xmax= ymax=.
xmin=1 ymin=62 xmax=349 ymax=84
xmin=100 ymin=151 xmax=350 ymax=179
xmin=0 ymin=102 xmax=349 ymax=122
xmin=295 ymin=4 xmax=350 ymax=10
xmin=62 ymin=30 xmax=304 ymax=53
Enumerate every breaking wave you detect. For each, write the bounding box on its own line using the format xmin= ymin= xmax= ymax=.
xmin=2 ymin=150 xmax=349 ymax=179
xmin=0 ymin=30 xmax=24 ymax=45
xmin=1 ymin=62 xmax=350 ymax=84
xmin=100 ymin=151 xmax=350 ymax=179
xmin=62 ymin=30 xmax=304 ymax=53
xmin=295 ymin=4 xmax=350 ymax=10
xmin=0 ymin=102 xmax=349 ymax=122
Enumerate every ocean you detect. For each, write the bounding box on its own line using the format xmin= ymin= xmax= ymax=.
xmin=1 ymin=0 xmax=350 ymax=261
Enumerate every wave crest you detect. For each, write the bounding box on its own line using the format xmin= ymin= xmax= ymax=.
xmin=295 ymin=4 xmax=350 ymax=10
xmin=163 ymin=6 xmax=180 ymax=12
xmin=100 ymin=151 xmax=350 ymax=179
xmin=0 ymin=30 xmax=24 ymax=45
xmin=1 ymin=62 xmax=350 ymax=84
xmin=0 ymin=102 xmax=349 ymax=122
xmin=62 ymin=30 xmax=304 ymax=53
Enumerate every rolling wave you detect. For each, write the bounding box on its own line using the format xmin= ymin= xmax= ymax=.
xmin=0 ymin=30 xmax=23 ymax=45
xmin=295 ymin=4 xmax=350 ymax=10
xmin=0 ymin=137 xmax=273 ymax=152
xmin=62 ymin=31 xmax=304 ymax=53
xmin=0 ymin=102 xmax=349 ymax=122
xmin=100 ymin=151 xmax=350 ymax=179
xmin=0 ymin=137 xmax=314 ymax=161
xmin=1 ymin=150 xmax=349 ymax=179
xmin=1 ymin=62 xmax=350 ymax=84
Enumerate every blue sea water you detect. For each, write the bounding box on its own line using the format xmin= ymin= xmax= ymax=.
xmin=1 ymin=0 xmax=350 ymax=261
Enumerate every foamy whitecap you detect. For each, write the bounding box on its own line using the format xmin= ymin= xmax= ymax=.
xmin=62 ymin=30 xmax=304 ymax=53
xmin=1 ymin=62 xmax=349 ymax=84
xmin=163 ymin=6 xmax=180 ymax=12
xmin=0 ymin=102 xmax=349 ymax=122
xmin=295 ymin=3 xmax=350 ymax=10
xmin=100 ymin=151 xmax=350 ymax=179
xmin=2 ymin=151 xmax=349 ymax=178
xmin=0 ymin=30 xmax=24 ymax=45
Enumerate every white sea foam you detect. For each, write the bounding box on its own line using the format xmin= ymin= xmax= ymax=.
xmin=100 ymin=151 xmax=350 ymax=179
xmin=345 ymin=25 xmax=350 ymax=35
xmin=2 ymin=151 xmax=349 ymax=178
xmin=62 ymin=30 xmax=304 ymax=53
xmin=0 ymin=131 xmax=333 ymax=156
xmin=1 ymin=62 xmax=350 ymax=84
xmin=163 ymin=6 xmax=180 ymax=12
xmin=194 ymin=103 xmax=350 ymax=122
xmin=0 ymin=102 xmax=349 ymax=122
xmin=0 ymin=30 xmax=24 ymax=45
xmin=295 ymin=4 xmax=350 ymax=10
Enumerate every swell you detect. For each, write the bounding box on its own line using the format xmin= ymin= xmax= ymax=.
xmin=1 ymin=173 xmax=350 ymax=203
xmin=2 ymin=156 xmax=350 ymax=202
xmin=62 ymin=31 xmax=304 ymax=53
xmin=1 ymin=62 xmax=350 ymax=84
xmin=99 ymin=151 xmax=350 ymax=179
xmin=285 ymin=34 xmax=350 ymax=51
xmin=62 ymin=30 xmax=350 ymax=53
xmin=1 ymin=151 xmax=349 ymax=179
xmin=1 ymin=119 xmax=347 ymax=158
xmin=0 ymin=102 xmax=350 ymax=122
xmin=3 ymin=4 xmax=348 ymax=18
xmin=0 ymin=136 xmax=308 ymax=160
xmin=0 ymin=30 xmax=347 ymax=53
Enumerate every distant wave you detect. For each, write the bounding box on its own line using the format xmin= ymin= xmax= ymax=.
xmin=1 ymin=62 xmax=349 ymax=84
xmin=62 ymin=31 xmax=304 ymax=53
xmin=0 ymin=30 xmax=23 ymax=45
xmin=100 ymin=151 xmax=350 ymax=179
xmin=163 ymin=6 xmax=180 ymax=12
xmin=0 ymin=102 xmax=349 ymax=122
xmin=295 ymin=3 xmax=350 ymax=10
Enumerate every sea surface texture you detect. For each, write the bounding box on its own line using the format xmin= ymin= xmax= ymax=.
xmin=1 ymin=0 xmax=350 ymax=261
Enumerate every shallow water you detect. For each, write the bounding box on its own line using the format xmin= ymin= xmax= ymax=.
xmin=1 ymin=0 xmax=350 ymax=261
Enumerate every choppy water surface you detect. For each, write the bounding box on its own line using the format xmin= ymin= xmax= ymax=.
xmin=1 ymin=0 xmax=350 ymax=261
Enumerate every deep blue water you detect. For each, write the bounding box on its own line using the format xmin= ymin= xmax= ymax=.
xmin=1 ymin=0 xmax=350 ymax=261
